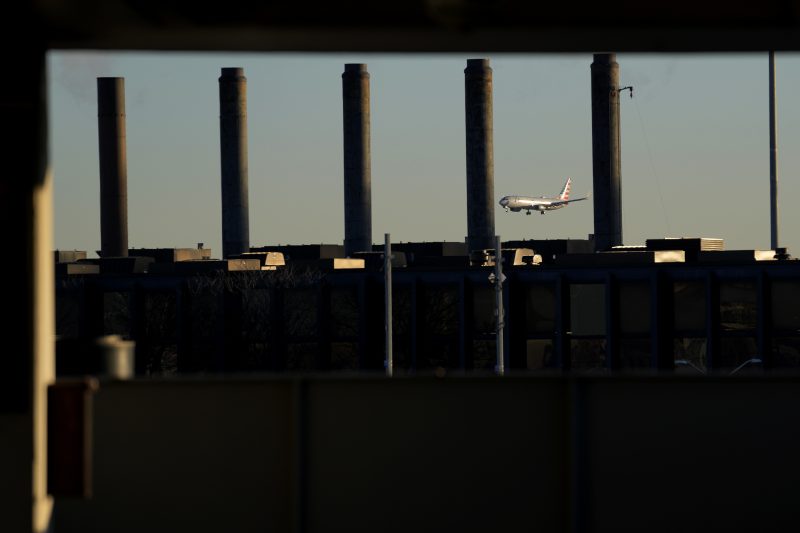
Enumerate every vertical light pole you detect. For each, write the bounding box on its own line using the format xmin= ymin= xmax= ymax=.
xmin=769 ymin=51 xmax=779 ymax=250
xmin=494 ymin=235 xmax=505 ymax=375
xmin=384 ymin=233 xmax=393 ymax=376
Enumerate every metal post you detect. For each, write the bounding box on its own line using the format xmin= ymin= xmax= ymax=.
xmin=494 ymin=235 xmax=505 ymax=375
xmin=769 ymin=51 xmax=779 ymax=250
xmin=384 ymin=233 xmax=393 ymax=376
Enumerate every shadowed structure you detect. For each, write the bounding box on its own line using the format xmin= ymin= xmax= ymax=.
xmin=342 ymin=63 xmax=372 ymax=257
xmin=591 ymin=53 xmax=622 ymax=251
xmin=464 ymin=58 xmax=495 ymax=252
xmin=9 ymin=4 xmax=800 ymax=533
xmin=219 ymin=67 xmax=250 ymax=258
xmin=97 ymin=77 xmax=128 ymax=258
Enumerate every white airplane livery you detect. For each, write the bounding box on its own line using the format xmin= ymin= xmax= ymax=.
xmin=499 ymin=178 xmax=588 ymax=215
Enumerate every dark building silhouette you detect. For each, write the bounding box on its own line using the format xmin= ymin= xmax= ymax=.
xmin=10 ymin=3 xmax=800 ymax=533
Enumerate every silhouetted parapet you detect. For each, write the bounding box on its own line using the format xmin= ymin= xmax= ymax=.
xmin=697 ymin=250 xmax=779 ymax=263
xmin=555 ymin=251 xmax=685 ymax=267
xmin=352 ymin=251 xmax=407 ymax=269
xmin=230 ymin=252 xmax=286 ymax=270
xmin=174 ymin=258 xmax=261 ymax=273
xmin=54 ymin=250 xmax=87 ymax=263
xmin=55 ymin=263 xmax=99 ymax=276
xmin=372 ymin=241 xmax=468 ymax=257
xmin=645 ymin=238 xmax=724 ymax=262
xmin=84 ymin=256 xmax=154 ymax=274
xmin=278 ymin=258 xmax=365 ymax=271
xmin=128 ymin=247 xmax=212 ymax=263
xmin=503 ymin=239 xmax=594 ymax=264
xmin=251 ymin=244 xmax=345 ymax=260
xmin=501 ymin=248 xmax=539 ymax=266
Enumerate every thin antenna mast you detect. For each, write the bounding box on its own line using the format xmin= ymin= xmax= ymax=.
xmin=769 ymin=51 xmax=779 ymax=250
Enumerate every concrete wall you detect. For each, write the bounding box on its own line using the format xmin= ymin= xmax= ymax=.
xmin=580 ymin=379 xmax=800 ymax=532
xmin=55 ymin=381 xmax=294 ymax=533
xmin=53 ymin=376 xmax=800 ymax=533
xmin=305 ymin=379 xmax=566 ymax=532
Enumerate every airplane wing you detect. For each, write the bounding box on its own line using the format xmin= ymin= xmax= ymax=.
xmin=550 ymin=196 xmax=589 ymax=206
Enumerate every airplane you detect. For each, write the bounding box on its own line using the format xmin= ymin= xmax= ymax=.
xmin=499 ymin=177 xmax=589 ymax=215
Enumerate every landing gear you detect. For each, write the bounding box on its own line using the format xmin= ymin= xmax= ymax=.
xmin=540 ymin=211 xmax=545 ymax=215
xmin=504 ymin=207 xmax=509 ymax=212
xmin=526 ymin=210 xmax=531 ymax=215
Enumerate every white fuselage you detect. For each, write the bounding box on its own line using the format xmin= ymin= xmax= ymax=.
xmin=499 ymin=178 xmax=585 ymax=215
xmin=499 ymin=195 xmax=567 ymax=213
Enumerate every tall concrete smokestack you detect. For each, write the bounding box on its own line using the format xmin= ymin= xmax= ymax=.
xmin=219 ymin=67 xmax=250 ymax=258
xmin=464 ymin=58 xmax=495 ymax=252
xmin=591 ymin=53 xmax=622 ymax=251
xmin=97 ymin=77 xmax=128 ymax=257
xmin=342 ymin=63 xmax=372 ymax=256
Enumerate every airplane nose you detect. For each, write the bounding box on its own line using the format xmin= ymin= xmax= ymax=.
xmin=499 ymin=198 xmax=508 ymax=207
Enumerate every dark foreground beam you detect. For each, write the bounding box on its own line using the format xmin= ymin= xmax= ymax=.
xmin=37 ymin=1 xmax=800 ymax=52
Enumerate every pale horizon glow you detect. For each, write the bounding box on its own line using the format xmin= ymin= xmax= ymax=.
xmin=48 ymin=52 xmax=800 ymax=257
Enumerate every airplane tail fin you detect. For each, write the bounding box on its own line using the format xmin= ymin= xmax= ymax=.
xmin=559 ymin=178 xmax=572 ymax=200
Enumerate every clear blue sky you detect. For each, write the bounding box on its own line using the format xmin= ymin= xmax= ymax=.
xmin=48 ymin=52 xmax=800 ymax=257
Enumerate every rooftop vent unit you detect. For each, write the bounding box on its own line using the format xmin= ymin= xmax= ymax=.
xmin=646 ymin=238 xmax=724 ymax=262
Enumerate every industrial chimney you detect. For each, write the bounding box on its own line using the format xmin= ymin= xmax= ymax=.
xmin=464 ymin=58 xmax=495 ymax=252
xmin=97 ymin=77 xmax=128 ymax=257
xmin=219 ymin=67 xmax=250 ymax=258
xmin=342 ymin=63 xmax=372 ymax=257
xmin=590 ymin=53 xmax=622 ymax=251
